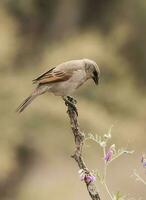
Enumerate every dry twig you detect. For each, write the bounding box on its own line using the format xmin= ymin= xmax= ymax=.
xmin=65 ymin=97 xmax=101 ymax=200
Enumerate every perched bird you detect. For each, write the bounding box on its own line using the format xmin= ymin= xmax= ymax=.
xmin=16 ymin=58 xmax=100 ymax=113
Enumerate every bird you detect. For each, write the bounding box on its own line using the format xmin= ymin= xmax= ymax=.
xmin=16 ymin=58 xmax=100 ymax=114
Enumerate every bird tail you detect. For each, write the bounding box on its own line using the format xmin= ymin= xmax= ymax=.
xmin=16 ymin=93 xmax=37 ymax=113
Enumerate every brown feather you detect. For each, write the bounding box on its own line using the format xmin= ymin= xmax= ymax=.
xmin=16 ymin=94 xmax=37 ymax=113
xmin=33 ymin=68 xmax=72 ymax=84
xmin=32 ymin=67 xmax=55 ymax=83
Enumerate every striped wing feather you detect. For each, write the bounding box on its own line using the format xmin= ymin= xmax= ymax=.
xmin=32 ymin=68 xmax=71 ymax=84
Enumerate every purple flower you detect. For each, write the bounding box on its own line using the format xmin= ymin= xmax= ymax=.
xmin=78 ymin=169 xmax=96 ymax=183
xmin=141 ymin=155 xmax=146 ymax=167
xmin=104 ymin=144 xmax=115 ymax=163
xmin=104 ymin=149 xmax=113 ymax=162
xmin=85 ymin=175 xmax=96 ymax=183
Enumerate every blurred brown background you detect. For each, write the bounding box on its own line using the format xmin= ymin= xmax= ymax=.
xmin=0 ymin=0 xmax=146 ymax=199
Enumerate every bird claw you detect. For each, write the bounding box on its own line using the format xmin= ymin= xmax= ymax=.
xmin=63 ymin=96 xmax=78 ymax=116
xmin=67 ymin=96 xmax=77 ymax=104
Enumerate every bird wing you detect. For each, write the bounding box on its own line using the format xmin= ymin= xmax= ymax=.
xmin=32 ymin=67 xmax=72 ymax=84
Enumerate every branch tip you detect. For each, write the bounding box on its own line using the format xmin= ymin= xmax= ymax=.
xmin=65 ymin=97 xmax=101 ymax=200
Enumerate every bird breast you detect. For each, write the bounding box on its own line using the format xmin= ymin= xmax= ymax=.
xmin=50 ymin=69 xmax=87 ymax=96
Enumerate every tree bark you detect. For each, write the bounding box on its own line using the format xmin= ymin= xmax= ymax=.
xmin=65 ymin=99 xmax=101 ymax=200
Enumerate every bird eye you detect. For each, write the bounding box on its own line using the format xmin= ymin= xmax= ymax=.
xmin=92 ymin=70 xmax=99 ymax=85
xmin=93 ymin=70 xmax=98 ymax=78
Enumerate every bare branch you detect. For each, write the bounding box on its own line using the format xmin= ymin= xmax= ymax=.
xmin=65 ymin=98 xmax=101 ymax=200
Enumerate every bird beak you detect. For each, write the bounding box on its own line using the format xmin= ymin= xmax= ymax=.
xmin=92 ymin=75 xmax=99 ymax=85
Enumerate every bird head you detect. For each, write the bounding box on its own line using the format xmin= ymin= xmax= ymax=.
xmin=84 ymin=59 xmax=100 ymax=85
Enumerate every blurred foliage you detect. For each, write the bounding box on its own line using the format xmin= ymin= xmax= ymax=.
xmin=0 ymin=0 xmax=146 ymax=199
xmin=1 ymin=0 xmax=146 ymax=85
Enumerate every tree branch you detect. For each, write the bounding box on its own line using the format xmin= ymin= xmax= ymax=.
xmin=65 ymin=98 xmax=101 ymax=200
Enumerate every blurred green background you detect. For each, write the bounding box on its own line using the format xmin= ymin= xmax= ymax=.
xmin=0 ymin=0 xmax=146 ymax=199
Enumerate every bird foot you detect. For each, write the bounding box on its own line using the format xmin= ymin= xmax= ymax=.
xmin=67 ymin=96 xmax=77 ymax=104
xmin=63 ymin=96 xmax=78 ymax=116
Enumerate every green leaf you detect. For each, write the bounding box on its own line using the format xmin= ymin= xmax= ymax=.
xmin=114 ymin=191 xmax=123 ymax=200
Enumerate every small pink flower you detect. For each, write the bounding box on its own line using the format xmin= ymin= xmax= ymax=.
xmin=85 ymin=175 xmax=96 ymax=183
xmin=78 ymin=169 xmax=96 ymax=183
xmin=141 ymin=155 xmax=146 ymax=167
xmin=104 ymin=144 xmax=115 ymax=163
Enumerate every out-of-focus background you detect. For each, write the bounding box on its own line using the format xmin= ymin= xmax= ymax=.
xmin=0 ymin=0 xmax=146 ymax=199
